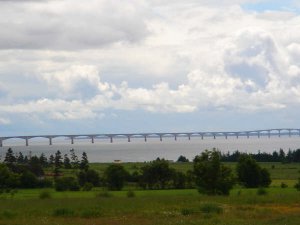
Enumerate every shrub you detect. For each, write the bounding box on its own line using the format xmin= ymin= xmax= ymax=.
xmin=126 ymin=190 xmax=135 ymax=198
xmin=39 ymin=190 xmax=52 ymax=199
xmin=295 ymin=178 xmax=300 ymax=191
xmin=236 ymin=154 xmax=271 ymax=188
xmin=96 ymin=190 xmax=113 ymax=198
xmin=193 ymin=149 xmax=235 ymax=195
xmin=80 ymin=209 xmax=102 ymax=218
xmin=55 ymin=177 xmax=80 ymax=191
xmin=181 ymin=208 xmax=194 ymax=216
xmin=104 ymin=164 xmax=128 ymax=190
xmin=52 ymin=208 xmax=75 ymax=217
xmin=257 ymin=187 xmax=268 ymax=195
xmin=82 ymin=182 xmax=93 ymax=191
xmin=199 ymin=203 xmax=223 ymax=214
xmin=280 ymin=182 xmax=288 ymax=188
xmin=77 ymin=169 xmax=100 ymax=187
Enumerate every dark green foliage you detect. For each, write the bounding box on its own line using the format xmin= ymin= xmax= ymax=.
xmin=104 ymin=164 xmax=128 ymax=190
xmin=55 ymin=177 xmax=80 ymax=191
xmin=199 ymin=203 xmax=223 ymax=214
xmin=4 ymin=148 xmax=16 ymax=165
xmin=28 ymin=156 xmax=44 ymax=177
xmin=0 ymin=164 xmax=20 ymax=189
xmin=280 ymin=182 xmax=288 ymax=188
xmin=77 ymin=169 xmax=100 ymax=187
xmin=177 ymin=155 xmax=189 ymax=162
xmin=52 ymin=208 xmax=75 ymax=217
xmin=193 ymin=149 xmax=235 ymax=195
xmin=82 ymin=182 xmax=93 ymax=191
xmin=126 ymin=190 xmax=135 ymax=198
xmin=257 ymin=187 xmax=268 ymax=195
xmin=80 ymin=152 xmax=89 ymax=171
xmin=172 ymin=171 xmax=187 ymax=189
xmin=20 ymin=171 xmax=39 ymax=188
xmin=39 ymin=153 xmax=48 ymax=167
xmin=63 ymin=154 xmax=71 ymax=169
xmin=70 ymin=149 xmax=79 ymax=169
xmin=139 ymin=158 xmax=174 ymax=189
xmin=295 ymin=178 xmax=300 ymax=191
xmin=236 ymin=154 xmax=271 ymax=188
xmin=49 ymin=154 xmax=54 ymax=166
xmin=39 ymin=190 xmax=52 ymax=199
xmin=54 ymin=150 xmax=63 ymax=177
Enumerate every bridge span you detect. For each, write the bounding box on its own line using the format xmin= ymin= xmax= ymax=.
xmin=0 ymin=128 xmax=300 ymax=147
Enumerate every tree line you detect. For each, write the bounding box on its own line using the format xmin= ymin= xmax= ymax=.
xmin=1 ymin=148 xmax=300 ymax=195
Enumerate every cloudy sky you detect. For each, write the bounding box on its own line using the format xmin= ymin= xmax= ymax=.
xmin=1 ymin=0 xmax=300 ymax=136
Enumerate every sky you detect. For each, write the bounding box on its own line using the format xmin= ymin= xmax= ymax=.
xmin=1 ymin=0 xmax=300 ymax=136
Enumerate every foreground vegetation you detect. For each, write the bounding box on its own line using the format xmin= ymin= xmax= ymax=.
xmin=0 ymin=148 xmax=300 ymax=224
xmin=0 ymin=187 xmax=300 ymax=225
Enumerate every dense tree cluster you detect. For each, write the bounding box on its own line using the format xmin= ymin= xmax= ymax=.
xmin=221 ymin=149 xmax=300 ymax=163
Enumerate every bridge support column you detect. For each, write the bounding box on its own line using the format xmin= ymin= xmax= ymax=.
xmin=247 ymin=133 xmax=249 ymax=139
xmin=174 ymin=135 xmax=177 ymax=141
xmin=144 ymin=136 xmax=147 ymax=142
xmin=71 ymin=137 xmax=74 ymax=144
xmin=188 ymin=135 xmax=191 ymax=140
xmin=213 ymin=135 xmax=216 ymax=139
xmin=225 ymin=134 xmax=227 ymax=139
xmin=289 ymin=130 xmax=291 ymax=137
xmin=25 ymin=138 xmax=29 ymax=146
xmin=0 ymin=139 xmax=2 ymax=147
xmin=201 ymin=135 xmax=203 ymax=140
xmin=236 ymin=134 xmax=239 ymax=139
xmin=298 ymin=130 xmax=300 ymax=136
xmin=127 ymin=136 xmax=131 ymax=142
xmin=49 ymin=137 xmax=52 ymax=145
xmin=258 ymin=132 xmax=260 ymax=138
xmin=110 ymin=136 xmax=113 ymax=143
xmin=91 ymin=136 xmax=94 ymax=144
xmin=160 ymin=135 xmax=162 ymax=142
xmin=278 ymin=130 xmax=281 ymax=137
xmin=268 ymin=131 xmax=270 ymax=138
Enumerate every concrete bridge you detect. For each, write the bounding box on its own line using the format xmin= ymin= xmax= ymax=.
xmin=0 ymin=128 xmax=300 ymax=147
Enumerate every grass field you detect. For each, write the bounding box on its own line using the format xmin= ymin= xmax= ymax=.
xmin=0 ymin=162 xmax=299 ymax=225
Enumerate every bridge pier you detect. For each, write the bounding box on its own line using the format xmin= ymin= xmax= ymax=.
xmin=71 ymin=137 xmax=74 ymax=144
xmin=49 ymin=137 xmax=52 ymax=145
xmin=258 ymin=132 xmax=260 ymax=138
xmin=174 ymin=135 xmax=177 ymax=141
xmin=236 ymin=133 xmax=239 ymax=139
xmin=110 ymin=136 xmax=113 ymax=143
xmin=225 ymin=134 xmax=227 ymax=139
xmin=278 ymin=130 xmax=281 ymax=137
xmin=25 ymin=137 xmax=29 ymax=146
xmin=160 ymin=135 xmax=162 ymax=142
xmin=201 ymin=134 xmax=203 ymax=140
xmin=268 ymin=131 xmax=270 ymax=138
xmin=213 ymin=134 xmax=216 ymax=139
xmin=144 ymin=135 xmax=147 ymax=142
xmin=247 ymin=133 xmax=249 ymax=138
xmin=289 ymin=130 xmax=291 ymax=137
xmin=127 ymin=136 xmax=131 ymax=142
xmin=188 ymin=134 xmax=191 ymax=140
xmin=91 ymin=136 xmax=94 ymax=144
xmin=0 ymin=139 xmax=2 ymax=147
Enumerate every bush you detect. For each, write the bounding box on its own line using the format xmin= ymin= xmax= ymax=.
xmin=96 ymin=190 xmax=113 ymax=198
xmin=104 ymin=164 xmax=128 ymax=190
xmin=80 ymin=209 xmax=102 ymax=218
xmin=257 ymin=187 xmax=268 ymax=195
xmin=295 ymin=178 xmax=300 ymax=191
xmin=77 ymin=169 xmax=100 ymax=187
xmin=199 ymin=203 xmax=223 ymax=214
xmin=82 ymin=182 xmax=93 ymax=191
xmin=181 ymin=208 xmax=194 ymax=216
xmin=39 ymin=190 xmax=52 ymax=199
xmin=126 ymin=190 xmax=135 ymax=198
xmin=20 ymin=171 xmax=39 ymax=188
xmin=280 ymin=182 xmax=288 ymax=188
xmin=236 ymin=154 xmax=271 ymax=188
xmin=193 ymin=149 xmax=235 ymax=195
xmin=52 ymin=208 xmax=75 ymax=217
xmin=55 ymin=177 xmax=80 ymax=191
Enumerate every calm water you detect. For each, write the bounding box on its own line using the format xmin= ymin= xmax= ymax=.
xmin=1 ymin=136 xmax=300 ymax=162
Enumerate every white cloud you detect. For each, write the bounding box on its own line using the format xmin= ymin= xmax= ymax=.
xmin=0 ymin=117 xmax=10 ymax=125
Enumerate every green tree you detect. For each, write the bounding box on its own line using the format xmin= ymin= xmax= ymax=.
xmin=54 ymin=150 xmax=63 ymax=177
xmin=4 ymin=148 xmax=16 ymax=165
xmin=140 ymin=158 xmax=174 ymax=189
xmin=236 ymin=154 xmax=271 ymax=188
xmin=63 ymin=154 xmax=71 ymax=169
xmin=77 ymin=169 xmax=100 ymax=187
xmin=104 ymin=164 xmax=128 ymax=190
xmin=70 ymin=149 xmax=79 ymax=169
xmin=79 ymin=152 xmax=89 ymax=171
xmin=193 ymin=149 xmax=235 ymax=195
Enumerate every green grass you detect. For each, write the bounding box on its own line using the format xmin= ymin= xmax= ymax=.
xmin=0 ymin=187 xmax=300 ymax=225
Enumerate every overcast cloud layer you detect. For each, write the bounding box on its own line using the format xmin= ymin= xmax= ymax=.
xmin=1 ymin=0 xmax=300 ymax=135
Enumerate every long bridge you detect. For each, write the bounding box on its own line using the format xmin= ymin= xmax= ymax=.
xmin=1 ymin=128 xmax=300 ymax=147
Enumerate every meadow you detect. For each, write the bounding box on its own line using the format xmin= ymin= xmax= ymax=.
xmin=0 ymin=162 xmax=299 ymax=225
